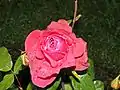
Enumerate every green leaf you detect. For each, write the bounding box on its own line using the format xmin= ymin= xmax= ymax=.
xmin=67 ymin=14 xmax=82 ymax=25
xmin=8 ymin=84 xmax=18 ymax=90
xmin=72 ymin=71 xmax=81 ymax=81
xmin=70 ymin=76 xmax=82 ymax=90
xmin=67 ymin=20 xmax=72 ymax=24
xmin=75 ymin=14 xmax=82 ymax=21
xmin=0 ymin=74 xmax=14 ymax=90
xmin=13 ymin=56 xmax=23 ymax=74
xmin=64 ymin=83 xmax=73 ymax=90
xmin=47 ymin=77 xmax=61 ymax=90
xmin=27 ymin=82 xmax=33 ymax=90
xmin=94 ymin=80 xmax=104 ymax=90
xmin=0 ymin=47 xmax=13 ymax=72
xmin=70 ymin=74 xmax=95 ymax=90
xmin=27 ymin=82 xmax=38 ymax=90
xmin=80 ymin=74 xmax=95 ymax=90
xmin=87 ymin=58 xmax=95 ymax=80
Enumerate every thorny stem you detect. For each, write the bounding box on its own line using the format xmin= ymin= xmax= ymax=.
xmin=72 ymin=0 xmax=78 ymax=28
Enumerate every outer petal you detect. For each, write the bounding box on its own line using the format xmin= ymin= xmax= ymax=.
xmin=31 ymin=73 xmax=57 ymax=88
xmin=42 ymin=30 xmax=75 ymax=46
xmin=58 ymin=19 xmax=69 ymax=25
xmin=29 ymin=57 xmax=60 ymax=88
xmin=60 ymin=47 xmax=76 ymax=68
xmin=75 ymin=50 xmax=89 ymax=71
xmin=47 ymin=20 xmax=72 ymax=32
xmin=73 ymin=38 xmax=87 ymax=57
xmin=35 ymin=40 xmax=44 ymax=60
xmin=25 ymin=30 xmax=42 ymax=52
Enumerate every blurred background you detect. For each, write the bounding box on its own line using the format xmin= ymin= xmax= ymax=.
xmin=0 ymin=0 xmax=120 ymax=89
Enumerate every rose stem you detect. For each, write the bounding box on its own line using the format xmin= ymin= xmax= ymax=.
xmin=61 ymin=81 xmax=65 ymax=90
xmin=10 ymin=70 xmax=23 ymax=90
xmin=72 ymin=0 xmax=78 ymax=28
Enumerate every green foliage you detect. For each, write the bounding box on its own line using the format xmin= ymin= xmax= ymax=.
xmin=70 ymin=74 xmax=95 ymax=90
xmin=64 ymin=83 xmax=73 ymax=90
xmin=0 ymin=47 xmax=13 ymax=72
xmin=94 ymin=80 xmax=104 ymax=90
xmin=72 ymin=71 xmax=81 ymax=81
xmin=27 ymin=82 xmax=33 ymax=90
xmin=0 ymin=47 xmax=23 ymax=90
xmin=13 ymin=56 xmax=23 ymax=74
xmin=8 ymin=84 xmax=18 ymax=90
xmin=87 ymin=58 xmax=95 ymax=80
xmin=70 ymin=75 xmax=82 ymax=90
xmin=47 ymin=77 xmax=61 ymax=90
xmin=0 ymin=74 xmax=14 ymax=90
xmin=67 ymin=20 xmax=72 ymax=25
xmin=79 ymin=74 xmax=95 ymax=90
xmin=7 ymin=84 xmax=19 ymax=90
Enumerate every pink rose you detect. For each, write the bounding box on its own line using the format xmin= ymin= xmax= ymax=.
xmin=25 ymin=19 xmax=89 ymax=88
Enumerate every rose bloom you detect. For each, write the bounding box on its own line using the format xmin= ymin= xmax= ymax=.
xmin=25 ymin=19 xmax=89 ymax=88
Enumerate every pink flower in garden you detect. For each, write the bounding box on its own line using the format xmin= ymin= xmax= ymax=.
xmin=25 ymin=19 xmax=89 ymax=88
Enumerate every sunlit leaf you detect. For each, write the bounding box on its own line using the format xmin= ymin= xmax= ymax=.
xmin=0 ymin=74 xmax=14 ymax=90
xmin=21 ymin=51 xmax=29 ymax=66
xmin=70 ymin=74 xmax=95 ymax=90
xmin=70 ymin=75 xmax=82 ymax=90
xmin=64 ymin=83 xmax=73 ymax=90
xmin=67 ymin=20 xmax=72 ymax=25
xmin=80 ymin=74 xmax=95 ymax=90
xmin=13 ymin=56 xmax=23 ymax=74
xmin=72 ymin=71 xmax=81 ymax=81
xmin=75 ymin=14 xmax=82 ymax=21
xmin=0 ymin=47 xmax=13 ymax=72
xmin=94 ymin=80 xmax=104 ymax=90
xmin=27 ymin=82 xmax=33 ymax=90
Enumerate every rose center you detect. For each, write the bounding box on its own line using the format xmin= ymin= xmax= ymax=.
xmin=49 ymin=38 xmax=57 ymax=49
xmin=44 ymin=35 xmax=67 ymax=53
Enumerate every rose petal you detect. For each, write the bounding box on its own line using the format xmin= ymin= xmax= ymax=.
xmin=47 ymin=20 xmax=72 ymax=32
xmin=31 ymin=74 xmax=57 ymax=88
xmin=25 ymin=30 xmax=42 ymax=52
xmin=29 ymin=58 xmax=60 ymax=88
xmin=29 ymin=57 xmax=59 ymax=78
xmin=58 ymin=19 xmax=69 ymax=25
xmin=61 ymin=47 xmax=76 ymax=68
xmin=44 ymin=30 xmax=74 ymax=46
xmin=25 ymin=20 xmax=89 ymax=88
xmin=73 ymin=38 xmax=87 ymax=57
xmin=43 ymin=51 xmax=58 ymax=68
xmin=35 ymin=41 xmax=44 ymax=60
xmin=36 ymin=49 xmax=44 ymax=60
xmin=75 ymin=51 xmax=89 ymax=71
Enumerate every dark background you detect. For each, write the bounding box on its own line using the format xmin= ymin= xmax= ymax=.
xmin=0 ymin=0 xmax=120 ymax=89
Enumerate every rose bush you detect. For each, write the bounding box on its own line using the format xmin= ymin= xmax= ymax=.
xmin=25 ymin=19 xmax=89 ymax=88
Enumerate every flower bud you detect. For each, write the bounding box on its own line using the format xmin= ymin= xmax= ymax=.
xmin=111 ymin=75 xmax=120 ymax=89
xmin=21 ymin=51 xmax=29 ymax=66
